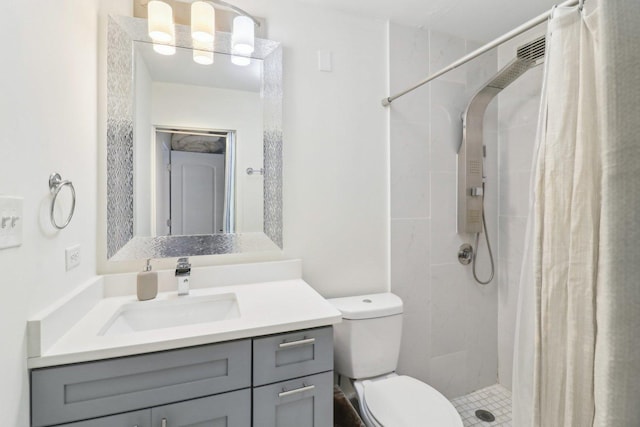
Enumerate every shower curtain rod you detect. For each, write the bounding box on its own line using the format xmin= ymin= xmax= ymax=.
xmin=381 ymin=0 xmax=580 ymax=106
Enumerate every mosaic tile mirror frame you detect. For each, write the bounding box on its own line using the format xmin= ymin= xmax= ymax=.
xmin=106 ymin=15 xmax=282 ymax=260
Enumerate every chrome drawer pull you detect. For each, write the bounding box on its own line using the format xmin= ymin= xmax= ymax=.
xmin=278 ymin=384 xmax=316 ymax=398
xmin=278 ymin=337 xmax=316 ymax=348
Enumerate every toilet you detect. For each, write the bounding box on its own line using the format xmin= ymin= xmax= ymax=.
xmin=328 ymin=293 xmax=463 ymax=427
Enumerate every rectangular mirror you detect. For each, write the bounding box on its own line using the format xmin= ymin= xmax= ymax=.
xmin=107 ymin=15 xmax=282 ymax=261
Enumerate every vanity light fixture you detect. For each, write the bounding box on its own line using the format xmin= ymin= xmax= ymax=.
xmin=231 ymin=15 xmax=254 ymax=55
xmin=152 ymin=20 xmax=176 ymax=55
xmin=191 ymin=1 xmax=215 ymax=43
xmin=147 ymin=0 xmax=174 ymax=43
xmin=148 ymin=0 xmax=176 ymax=55
xmin=193 ymin=39 xmax=215 ymax=65
xmin=146 ymin=0 xmax=260 ymax=65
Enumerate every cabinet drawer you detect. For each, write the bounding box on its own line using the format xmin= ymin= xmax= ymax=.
xmin=253 ymin=371 xmax=333 ymax=427
xmin=152 ymin=388 xmax=251 ymax=427
xmin=253 ymin=327 xmax=332 ymax=387
xmin=31 ymin=340 xmax=251 ymax=427
xmin=60 ymin=410 xmax=149 ymax=427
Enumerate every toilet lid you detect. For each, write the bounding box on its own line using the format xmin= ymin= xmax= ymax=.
xmin=363 ymin=376 xmax=463 ymax=427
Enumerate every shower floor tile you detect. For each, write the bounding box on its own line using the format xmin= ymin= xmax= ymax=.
xmin=451 ymin=384 xmax=512 ymax=426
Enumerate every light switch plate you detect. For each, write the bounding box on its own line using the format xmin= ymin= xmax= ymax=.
xmin=0 ymin=196 xmax=23 ymax=249
xmin=318 ymin=50 xmax=332 ymax=72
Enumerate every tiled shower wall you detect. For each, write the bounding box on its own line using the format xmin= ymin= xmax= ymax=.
xmin=496 ymin=25 xmax=546 ymax=390
xmin=389 ymin=23 xmax=499 ymax=398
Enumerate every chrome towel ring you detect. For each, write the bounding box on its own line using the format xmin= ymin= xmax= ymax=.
xmin=49 ymin=172 xmax=76 ymax=230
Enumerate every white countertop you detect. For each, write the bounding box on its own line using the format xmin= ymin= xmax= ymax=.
xmin=28 ymin=279 xmax=342 ymax=369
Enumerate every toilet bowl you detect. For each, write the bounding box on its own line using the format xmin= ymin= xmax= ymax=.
xmin=354 ymin=374 xmax=463 ymax=427
xmin=328 ymin=293 xmax=462 ymax=427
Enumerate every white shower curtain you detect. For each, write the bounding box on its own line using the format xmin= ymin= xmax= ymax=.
xmin=512 ymin=0 xmax=640 ymax=426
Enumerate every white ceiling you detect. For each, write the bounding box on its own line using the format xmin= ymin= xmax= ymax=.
xmin=294 ymin=0 xmax=558 ymax=42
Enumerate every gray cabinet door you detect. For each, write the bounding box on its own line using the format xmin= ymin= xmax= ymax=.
xmin=151 ymin=389 xmax=251 ymax=427
xmin=61 ymin=410 xmax=150 ymax=427
xmin=253 ymin=372 xmax=333 ymax=427
xmin=253 ymin=327 xmax=333 ymax=387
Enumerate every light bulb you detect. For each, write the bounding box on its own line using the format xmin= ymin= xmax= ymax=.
xmin=232 ymin=15 xmax=254 ymax=55
xmin=153 ymin=43 xmax=176 ymax=56
xmin=191 ymin=1 xmax=215 ymax=43
xmin=148 ymin=1 xmax=174 ymax=43
xmin=231 ymin=54 xmax=251 ymax=66
xmin=193 ymin=40 xmax=214 ymax=65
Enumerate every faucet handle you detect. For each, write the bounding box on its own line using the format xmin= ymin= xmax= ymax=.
xmin=176 ymin=257 xmax=191 ymax=274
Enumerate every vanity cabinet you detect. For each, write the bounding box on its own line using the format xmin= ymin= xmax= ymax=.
xmin=252 ymin=327 xmax=334 ymax=427
xmin=30 ymin=327 xmax=333 ymax=427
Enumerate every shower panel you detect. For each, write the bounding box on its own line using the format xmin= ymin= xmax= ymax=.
xmin=457 ymin=35 xmax=545 ymax=283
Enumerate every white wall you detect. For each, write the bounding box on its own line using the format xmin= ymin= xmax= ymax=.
xmin=0 ymin=1 xmax=131 ymax=424
xmin=211 ymin=0 xmax=391 ymax=297
xmin=389 ymin=23 xmax=499 ymax=398
xmin=496 ymin=24 xmax=545 ymax=390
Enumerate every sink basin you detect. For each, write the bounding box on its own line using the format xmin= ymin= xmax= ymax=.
xmin=99 ymin=293 xmax=239 ymax=336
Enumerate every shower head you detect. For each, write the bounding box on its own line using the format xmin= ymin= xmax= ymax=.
xmin=486 ymin=36 xmax=546 ymax=90
xmin=517 ymin=35 xmax=546 ymax=64
xmin=462 ymin=34 xmax=546 ymax=135
xmin=457 ymin=35 xmax=546 ymax=235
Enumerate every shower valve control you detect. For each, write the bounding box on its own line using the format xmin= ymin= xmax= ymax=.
xmin=458 ymin=244 xmax=474 ymax=265
xmin=470 ymin=187 xmax=484 ymax=197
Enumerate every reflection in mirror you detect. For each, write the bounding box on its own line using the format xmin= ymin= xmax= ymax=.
xmin=107 ymin=16 xmax=282 ymax=260
xmin=132 ymin=40 xmax=264 ymax=239
xmin=153 ymin=127 xmax=235 ymax=236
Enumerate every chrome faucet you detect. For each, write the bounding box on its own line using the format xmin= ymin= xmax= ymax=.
xmin=175 ymin=257 xmax=191 ymax=296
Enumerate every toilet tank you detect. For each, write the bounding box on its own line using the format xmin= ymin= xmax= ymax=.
xmin=328 ymin=293 xmax=403 ymax=379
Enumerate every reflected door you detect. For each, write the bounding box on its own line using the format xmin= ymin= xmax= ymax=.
xmin=170 ymin=151 xmax=225 ymax=235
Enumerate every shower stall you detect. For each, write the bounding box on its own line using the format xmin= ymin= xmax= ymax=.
xmin=388 ymin=0 xmax=640 ymax=425
xmin=387 ymin=8 xmax=557 ymax=419
xmin=387 ymin=20 xmax=532 ymax=399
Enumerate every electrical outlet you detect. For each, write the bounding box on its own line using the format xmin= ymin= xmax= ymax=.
xmin=65 ymin=244 xmax=81 ymax=271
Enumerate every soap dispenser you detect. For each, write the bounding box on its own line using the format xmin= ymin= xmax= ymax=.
xmin=137 ymin=259 xmax=158 ymax=301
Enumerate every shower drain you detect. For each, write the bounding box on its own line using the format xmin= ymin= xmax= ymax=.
xmin=475 ymin=409 xmax=496 ymax=422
